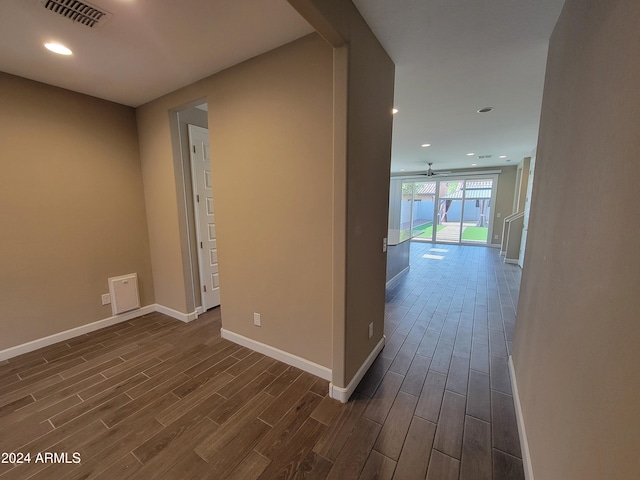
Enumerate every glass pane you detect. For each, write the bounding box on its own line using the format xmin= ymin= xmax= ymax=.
xmin=435 ymin=181 xmax=463 ymax=243
xmin=460 ymin=179 xmax=493 ymax=244
xmin=412 ymin=181 xmax=436 ymax=240
xmin=400 ymin=181 xmax=414 ymax=242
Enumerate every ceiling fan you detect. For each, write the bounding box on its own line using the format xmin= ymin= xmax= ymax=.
xmin=422 ymin=162 xmax=450 ymax=177
xmin=395 ymin=162 xmax=452 ymax=177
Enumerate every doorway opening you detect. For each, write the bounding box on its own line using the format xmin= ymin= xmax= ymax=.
xmin=170 ymin=101 xmax=220 ymax=315
xmin=188 ymin=124 xmax=220 ymax=310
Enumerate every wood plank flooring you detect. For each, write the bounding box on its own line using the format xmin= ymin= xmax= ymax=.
xmin=0 ymin=242 xmax=523 ymax=479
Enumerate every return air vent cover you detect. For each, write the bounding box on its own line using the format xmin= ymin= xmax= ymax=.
xmin=108 ymin=273 xmax=140 ymax=316
xmin=477 ymin=155 xmax=493 ymax=159
xmin=40 ymin=0 xmax=112 ymax=28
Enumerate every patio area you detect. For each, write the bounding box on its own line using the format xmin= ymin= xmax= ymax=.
xmin=409 ymin=221 xmax=489 ymax=244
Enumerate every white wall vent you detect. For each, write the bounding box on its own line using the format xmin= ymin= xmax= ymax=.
xmin=40 ymin=0 xmax=112 ymax=29
xmin=108 ymin=273 xmax=140 ymax=316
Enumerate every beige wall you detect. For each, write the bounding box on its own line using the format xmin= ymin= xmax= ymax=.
xmin=136 ymin=34 xmax=335 ymax=368
xmin=0 ymin=72 xmax=154 ymax=350
xmin=492 ymin=165 xmax=517 ymax=245
xmin=136 ymin=97 xmax=190 ymax=314
xmin=513 ymin=0 xmax=640 ymax=478
xmin=342 ymin=7 xmax=395 ymax=384
xmin=289 ymin=0 xmax=396 ymax=386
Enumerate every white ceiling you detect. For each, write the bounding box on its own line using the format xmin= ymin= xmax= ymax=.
xmin=0 ymin=0 xmax=312 ymax=107
xmin=353 ymin=0 xmax=565 ymax=173
xmin=0 ymin=0 xmax=565 ymax=173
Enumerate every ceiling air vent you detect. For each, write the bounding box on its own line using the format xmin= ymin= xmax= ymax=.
xmin=40 ymin=0 xmax=112 ymax=28
xmin=477 ymin=155 xmax=493 ymax=159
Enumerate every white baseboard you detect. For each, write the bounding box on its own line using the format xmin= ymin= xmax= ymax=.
xmin=220 ymin=328 xmax=332 ymax=381
xmin=504 ymin=258 xmax=519 ymax=264
xmin=0 ymin=305 xmax=156 ymax=362
xmin=0 ymin=302 xmax=204 ymax=361
xmin=329 ymin=335 xmax=386 ymax=403
xmin=509 ymin=356 xmax=534 ymax=480
xmin=155 ymin=304 xmax=198 ymax=323
xmin=386 ymin=266 xmax=410 ymax=289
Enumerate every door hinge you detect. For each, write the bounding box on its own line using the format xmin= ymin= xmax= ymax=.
xmin=196 ymin=194 xmax=200 ymax=202
xmin=200 ymin=241 xmax=203 ymax=248
xmin=203 ymin=285 xmax=207 ymax=292
xmin=193 ymin=145 xmax=196 ymax=153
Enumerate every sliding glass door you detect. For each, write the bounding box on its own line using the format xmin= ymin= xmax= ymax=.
xmin=435 ymin=180 xmax=463 ymax=243
xmin=460 ymin=179 xmax=493 ymax=244
xmin=411 ymin=181 xmax=437 ymax=239
xmin=396 ymin=176 xmax=495 ymax=245
xmin=399 ymin=180 xmax=437 ymax=241
xmin=399 ymin=181 xmax=413 ymax=242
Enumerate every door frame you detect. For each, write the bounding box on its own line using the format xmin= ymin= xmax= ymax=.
xmin=401 ymin=173 xmax=499 ymax=246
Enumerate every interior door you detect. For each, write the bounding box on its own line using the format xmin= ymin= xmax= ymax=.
xmin=188 ymin=125 xmax=220 ymax=310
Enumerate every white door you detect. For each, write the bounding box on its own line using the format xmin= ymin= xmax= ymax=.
xmin=519 ymin=154 xmax=536 ymax=268
xmin=188 ymin=125 xmax=220 ymax=309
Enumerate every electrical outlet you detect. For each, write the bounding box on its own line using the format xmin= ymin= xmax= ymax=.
xmin=254 ymin=312 xmax=261 ymax=327
xmin=497 ymin=212 xmax=501 ymax=218
xmin=382 ymin=238 xmax=387 ymax=253
xmin=494 ymin=235 xmax=499 ymax=240
xmin=368 ymin=322 xmax=374 ymax=339
xmin=101 ymin=293 xmax=111 ymax=305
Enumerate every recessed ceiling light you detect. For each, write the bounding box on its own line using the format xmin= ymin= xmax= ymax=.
xmin=44 ymin=42 xmax=72 ymax=55
xmin=392 ymin=108 xmax=399 ymax=115
xmin=466 ymin=153 xmax=475 ymax=156
xmin=421 ymin=143 xmax=431 ymax=148
xmin=499 ymin=155 xmax=507 ymax=159
xmin=400 ymin=168 xmax=405 ymax=171
xmin=471 ymin=163 xmax=477 ymax=166
xmin=477 ymin=107 xmax=493 ymax=113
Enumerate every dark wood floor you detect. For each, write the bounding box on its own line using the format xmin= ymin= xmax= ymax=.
xmin=0 ymin=242 xmax=523 ymax=479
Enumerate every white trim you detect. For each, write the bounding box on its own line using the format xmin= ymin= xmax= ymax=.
xmin=504 ymin=258 xmax=520 ymax=265
xmin=0 ymin=303 xmax=202 ymax=362
xmin=0 ymin=305 xmax=155 ymax=362
xmin=155 ymin=304 xmax=199 ymax=323
xmin=386 ymin=266 xmax=409 ymax=288
xmin=174 ymin=110 xmax=198 ymax=322
xmin=195 ymin=306 xmax=204 ymax=316
xmin=329 ymin=336 xmax=386 ymax=403
xmin=220 ymin=328 xmax=332 ymax=381
xmin=509 ymin=356 xmax=534 ymax=480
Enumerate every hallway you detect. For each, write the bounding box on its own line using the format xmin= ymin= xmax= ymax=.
xmin=354 ymin=242 xmax=523 ymax=479
xmin=0 ymin=243 xmax=524 ymax=479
